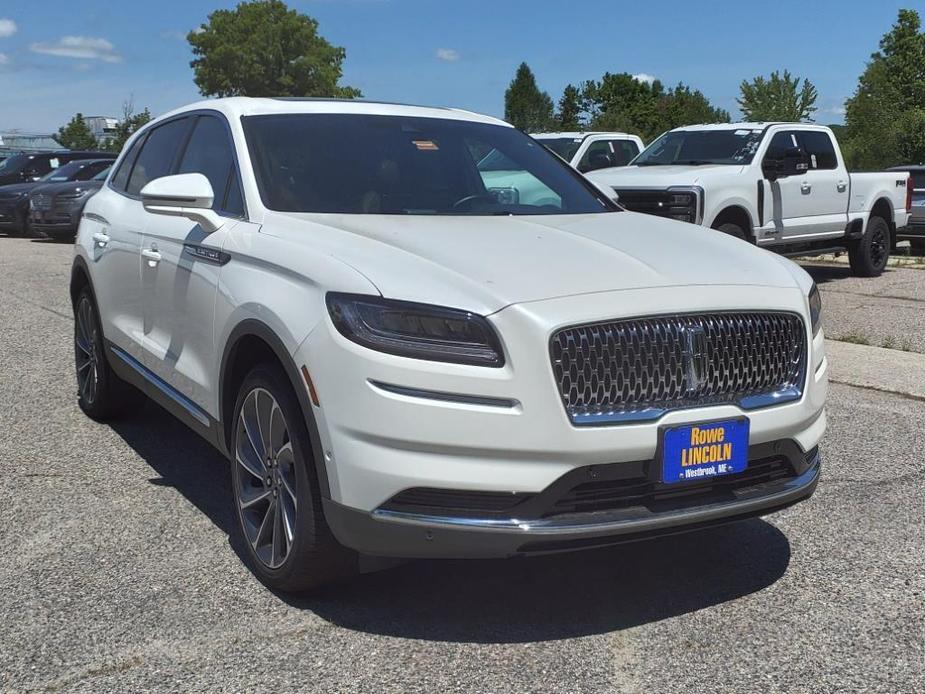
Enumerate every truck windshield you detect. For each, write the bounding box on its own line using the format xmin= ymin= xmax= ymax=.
xmin=0 ymin=154 xmax=28 ymax=174
xmin=534 ymin=137 xmax=583 ymax=162
xmin=242 ymin=114 xmax=614 ymax=216
xmin=635 ymin=129 xmax=765 ymax=166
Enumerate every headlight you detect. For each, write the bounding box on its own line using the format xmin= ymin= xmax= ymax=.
xmin=326 ymin=293 xmax=505 ymax=367
xmin=808 ymin=283 xmax=822 ymax=336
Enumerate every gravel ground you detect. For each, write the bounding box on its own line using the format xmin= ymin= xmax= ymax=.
xmin=803 ymin=261 xmax=925 ymax=352
xmin=1 ymin=237 xmax=923 ymax=693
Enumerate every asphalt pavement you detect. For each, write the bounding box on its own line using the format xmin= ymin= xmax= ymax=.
xmin=0 ymin=237 xmax=922 ymax=693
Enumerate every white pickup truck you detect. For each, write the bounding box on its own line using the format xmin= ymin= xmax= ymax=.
xmin=533 ymin=132 xmax=645 ymax=172
xmin=587 ymin=123 xmax=912 ymax=276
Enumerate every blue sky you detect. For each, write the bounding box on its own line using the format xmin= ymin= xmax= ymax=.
xmin=0 ymin=0 xmax=916 ymax=133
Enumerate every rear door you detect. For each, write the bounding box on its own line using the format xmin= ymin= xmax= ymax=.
xmin=797 ymin=129 xmax=848 ymax=235
xmin=141 ymin=113 xmax=245 ymax=411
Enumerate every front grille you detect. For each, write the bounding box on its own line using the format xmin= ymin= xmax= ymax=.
xmin=614 ymin=188 xmax=699 ymax=223
xmin=551 ymin=312 xmax=806 ymax=425
xmin=31 ymin=194 xmax=52 ymax=210
xmin=380 ymin=488 xmax=532 ymax=518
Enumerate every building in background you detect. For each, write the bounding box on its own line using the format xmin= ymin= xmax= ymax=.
xmin=85 ymin=116 xmax=120 ymax=146
xmin=0 ymin=132 xmax=63 ymax=158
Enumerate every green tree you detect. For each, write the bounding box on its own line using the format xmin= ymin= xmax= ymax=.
xmin=101 ymin=100 xmax=153 ymax=153
xmin=845 ymin=9 xmax=925 ymax=169
xmin=56 ymin=113 xmax=98 ymax=150
xmin=556 ymin=84 xmax=583 ymax=130
xmin=660 ymin=83 xmax=731 ymax=131
xmin=737 ymin=70 xmax=818 ymax=122
xmin=504 ymin=62 xmax=554 ymax=132
xmin=188 ymin=0 xmax=360 ymax=98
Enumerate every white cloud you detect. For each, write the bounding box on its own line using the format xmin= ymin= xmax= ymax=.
xmin=0 ymin=53 xmax=8 ymax=65
xmin=0 ymin=19 xmax=16 ymax=38
xmin=436 ymin=48 xmax=460 ymax=62
xmin=632 ymin=73 xmax=657 ymax=85
xmin=30 ymin=36 xmax=123 ymax=63
xmin=160 ymin=30 xmax=187 ymax=41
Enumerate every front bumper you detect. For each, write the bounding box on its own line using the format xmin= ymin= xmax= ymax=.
xmin=324 ymin=446 xmax=821 ymax=558
xmin=0 ymin=200 xmax=26 ymax=228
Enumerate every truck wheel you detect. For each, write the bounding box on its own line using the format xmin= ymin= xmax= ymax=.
xmin=716 ymin=222 xmax=746 ymax=241
xmin=230 ymin=363 xmax=356 ymax=592
xmin=849 ymin=216 xmax=890 ymax=277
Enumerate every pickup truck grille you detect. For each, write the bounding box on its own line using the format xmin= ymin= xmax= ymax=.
xmin=550 ymin=312 xmax=806 ymax=425
xmin=613 ymin=188 xmax=699 ymax=223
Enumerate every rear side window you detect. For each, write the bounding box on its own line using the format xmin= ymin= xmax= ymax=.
xmin=126 ymin=118 xmax=191 ymax=196
xmin=800 ymin=131 xmax=838 ymax=170
xmin=110 ymin=136 xmax=146 ymax=191
xmin=176 ymin=115 xmax=244 ymax=216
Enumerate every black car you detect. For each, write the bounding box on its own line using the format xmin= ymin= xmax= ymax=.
xmin=0 ymin=158 xmax=113 ymax=236
xmin=29 ymin=165 xmax=112 ymax=240
xmin=0 ymin=150 xmax=115 ymax=187
xmin=889 ymin=165 xmax=925 ymax=245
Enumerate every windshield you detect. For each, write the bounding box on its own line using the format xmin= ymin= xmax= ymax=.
xmin=242 ymin=114 xmax=613 ymax=216
xmin=534 ymin=137 xmax=583 ymax=162
xmin=41 ymin=161 xmax=91 ymax=182
xmin=635 ymin=128 xmax=765 ymax=166
xmin=92 ymin=166 xmax=111 ymax=181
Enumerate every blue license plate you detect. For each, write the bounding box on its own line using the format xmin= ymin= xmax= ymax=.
xmin=661 ymin=418 xmax=749 ymax=485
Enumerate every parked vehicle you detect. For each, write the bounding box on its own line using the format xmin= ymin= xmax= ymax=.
xmin=0 ymin=158 xmax=113 ymax=236
xmin=73 ymin=98 xmax=825 ymax=591
xmin=0 ymin=150 xmax=115 ymax=186
xmin=533 ymin=131 xmax=644 ymax=172
xmin=587 ymin=123 xmax=912 ymax=276
xmin=29 ymin=165 xmax=111 ymax=240
xmin=889 ymin=165 xmax=925 ymax=248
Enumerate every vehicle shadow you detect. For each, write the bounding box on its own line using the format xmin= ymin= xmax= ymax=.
xmin=110 ymin=402 xmax=792 ymax=645
xmin=801 ymin=263 xmax=853 ymax=285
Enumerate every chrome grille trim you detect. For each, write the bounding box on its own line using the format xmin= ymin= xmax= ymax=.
xmin=550 ymin=311 xmax=806 ymax=426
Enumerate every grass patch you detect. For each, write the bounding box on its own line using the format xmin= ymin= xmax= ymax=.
xmin=836 ymin=332 xmax=871 ymax=346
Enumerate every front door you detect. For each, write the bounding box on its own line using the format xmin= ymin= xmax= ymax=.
xmin=763 ymin=130 xmax=816 ymax=241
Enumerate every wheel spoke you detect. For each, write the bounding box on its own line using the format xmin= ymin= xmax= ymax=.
xmin=271 ymin=499 xmax=284 ymax=566
xmin=235 ymin=449 xmax=265 ymax=481
xmin=280 ymin=494 xmax=295 ymax=546
xmin=256 ymin=390 xmax=274 ymax=458
xmin=268 ymin=401 xmax=286 ymax=458
xmin=276 ymin=443 xmax=297 ymax=508
xmin=239 ymin=486 xmax=272 ymax=509
xmin=253 ymin=498 xmax=275 ymax=551
xmin=241 ymin=394 xmax=266 ymax=461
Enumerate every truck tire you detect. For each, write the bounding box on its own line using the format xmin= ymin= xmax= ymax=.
xmin=849 ymin=216 xmax=890 ymax=277
xmin=716 ymin=222 xmax=746 ymax=241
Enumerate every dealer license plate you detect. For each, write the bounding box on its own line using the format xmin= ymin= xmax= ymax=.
xmin=661 ymin=418 xmax=749 ymax=485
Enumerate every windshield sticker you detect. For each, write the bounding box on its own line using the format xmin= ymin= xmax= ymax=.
xmin=50 ymin=158 xmax=59 ymax=168
xmin=412 ymin=140 xmax=439 ymax=151
xmin=734 ymin=129 xmax=751 ymax=136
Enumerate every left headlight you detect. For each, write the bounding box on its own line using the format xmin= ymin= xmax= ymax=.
xmin=808 ymin=283 xmax=822 ymax=336
xmin=326 ymin=293 xmax=505 ymax=367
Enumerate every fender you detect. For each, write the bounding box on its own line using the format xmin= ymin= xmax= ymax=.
xmin=219 ymin=318 xmax=332 ymax=499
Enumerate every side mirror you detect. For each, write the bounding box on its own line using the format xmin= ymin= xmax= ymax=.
xmin=764 ymin=147 xmax=809 ymax=181
xmin=140 ymin=173 xmax=224 ymax=233
xmin=589 ymin=179 xmax=620 ymax=204
xmin=579 ymin=152 xmax=613 ymax=173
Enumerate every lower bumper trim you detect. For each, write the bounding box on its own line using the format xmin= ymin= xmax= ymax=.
xmin=324 ymin=454 xmax=821 ymax=559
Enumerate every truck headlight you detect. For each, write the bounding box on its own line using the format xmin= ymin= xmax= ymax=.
xmin=808 ymin=283 xmax=822 ymax=336
xmin=326 ymin=293 xmax=505 ymax=367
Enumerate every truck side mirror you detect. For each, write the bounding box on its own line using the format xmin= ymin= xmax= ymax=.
xmin=763 ymin=147 xmax=809 ymax=181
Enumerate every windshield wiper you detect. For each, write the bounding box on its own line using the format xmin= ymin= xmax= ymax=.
xmin=672 ymin=160 xmax=722 ymax=166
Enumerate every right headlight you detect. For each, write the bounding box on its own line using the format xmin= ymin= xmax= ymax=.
xmin=808 ymin=283 xmax=822 ymax=336
xmin=326 ymin=293 xmax=505 ymax=367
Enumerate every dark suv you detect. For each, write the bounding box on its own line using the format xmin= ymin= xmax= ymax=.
xmin=890 ymin=165 xmax=925 ymax=247
xmin=0 ymin=151 xmax=115 ymax=187
xmin=28 ymin=164 xmax=111 ymax=240
xmin=0 ymin=158 xmax=114 ymax=236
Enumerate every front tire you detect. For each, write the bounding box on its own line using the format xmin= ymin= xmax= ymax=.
xmin=849 ymin=216 xmax=890 ymax=277
xmin=74 ymin=288 xmax=143 ymax=420
xmin=231 ymin=364 xmax=355 ymax=592
xmin=715 ymin=222 xmax=747 ymax=241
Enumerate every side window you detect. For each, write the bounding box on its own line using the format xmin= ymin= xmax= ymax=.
xmin=609 ymin=140 xmax=639 ymax=166
xmin=578 ymin=140 xmax=615 ymax=172
xmin=800 ymin=131 xmax=838 ymax=170
xmin=110 ymin=135 xmax=146 ymax=191
xmin=764 ymin=131 xmax=801 ymax=161
xmin=24 ymin=157 xmax=53 ymax=178
xmin=177 ymin=115 xmax=243 ymax=215
xmin=126 ymin=118 xmax=191 ymax=196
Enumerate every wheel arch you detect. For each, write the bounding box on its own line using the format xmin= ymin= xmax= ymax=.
xmin=70 ymin=255 xmax=93 ymax=307
xmin=710 ymin=204 xmax=755 ymax=240
xmin=219 ymin=319 xmax=331 ymax=498
xmin=869 ymin=196 xmax=896 ymax=245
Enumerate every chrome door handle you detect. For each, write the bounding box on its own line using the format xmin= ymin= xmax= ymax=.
xmin=800 ymin=182 xmax=812 ymax=194
xmin=141 ymin=248 xmax=162 ymax=265
xmin=92 ymin=232 xmax=110 ymax=247
xmin=837 ymin=181 xmax=848 ymax=192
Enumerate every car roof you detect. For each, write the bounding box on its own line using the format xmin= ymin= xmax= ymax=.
xmin=532 ymin=131 xmax=636 ymax=139
xmin=155 ymin=97 xmax=511 ymax=128
xmin=667 ymin=122 xmax=833 ymax=133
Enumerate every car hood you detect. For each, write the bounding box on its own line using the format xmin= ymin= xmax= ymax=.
xmin=266 ymin=210 xmax=800 ymax=314
xmin=0 ymin=182 xmax=39 ymax=198
xmin=30 ymin=180 xmax=103 ymax=197
xmin=587 ymin=164 xmax=746 ymax=188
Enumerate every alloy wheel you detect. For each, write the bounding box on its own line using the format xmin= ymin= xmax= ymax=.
xmin=870 ymin=226 xmax=887 ymax=269
xmin=234 ymin=387 xmax=298 ymax=569
xmin=74 ymin=296 xmax=99 ymax=405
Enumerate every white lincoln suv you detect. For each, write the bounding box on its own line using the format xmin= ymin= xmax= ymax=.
xmin=72 ymin=98 xmax=827 ymax=591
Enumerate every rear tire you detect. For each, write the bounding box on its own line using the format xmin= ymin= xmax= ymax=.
xmin=849 ymin=216 xmax=890 ymax=277
xmin=716 ymin=222 xmax=747 ymax=241
xmin=73 ymin=288 xmax=144 ymax=421
xmin=230 ymin=363 xmax=356 ymax=592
